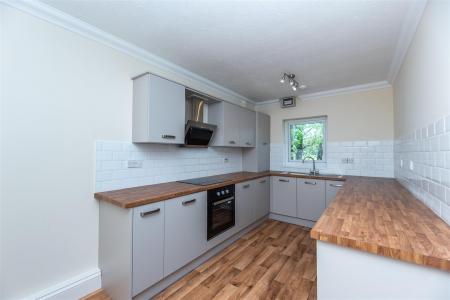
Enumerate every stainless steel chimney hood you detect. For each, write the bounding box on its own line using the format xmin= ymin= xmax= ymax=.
xmin=184 ymin=90 xmax=217 ymax=147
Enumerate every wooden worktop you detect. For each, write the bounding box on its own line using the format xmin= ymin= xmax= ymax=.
xmin=95 ymin=171 xmax=267 ymax=208
xmin=94 ymin=171 xmax=344 ymax=209
xmin=311 ymin=176 xmax=450 ymax=272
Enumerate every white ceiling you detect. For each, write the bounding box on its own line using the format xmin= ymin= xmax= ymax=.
xmin=42 ymin=0 xmax=424 ymax=102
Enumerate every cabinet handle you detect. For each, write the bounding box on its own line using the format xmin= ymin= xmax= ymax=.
xmin=140 ymin=208 xmax=160 ymax=217
xmin=330 ymin=184 xmax=343 ymax=188
xmin=246 ymin=142 xmax=251 ymax=146
xmin=279 ymin=179 xmax=289 ymax=182
xmin=262 ymin=142 xmax=268 ymax=145
xmin=182 ymin=199 xmax=196 ymax=206
xmin=259 ymin=180 xmax=266 ymax=184
xmin=228 ymin=140 xmax=236 ymax=144
xmin=213 ymin=197 xmax=234 ymax=206
xmin=243 ymin=184 xmax=250 ymax=189
xmin=304 ymin=181 xmax=317 ymax=185
xmin=162 ymin=135 xmax=176 ymax=139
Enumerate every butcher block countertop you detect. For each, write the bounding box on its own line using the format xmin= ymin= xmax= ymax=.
xmin=94 ymin=171 xmax=344 ymax=208
xmin=311 ymin=176 xmax=450 ymax=272
xmin=95 ymin=171 xmax=268 ymax=208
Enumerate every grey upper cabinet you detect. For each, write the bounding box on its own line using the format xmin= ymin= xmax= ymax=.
xmin=239 ymin=108 xmax=256 ymax=147
xmin=132 ymin=202 xmax=165 ymax=296
xmin=132 ymin=73 xmax=185 ymax=144
xmin=243 ymin=112 xmax=270 ymax=172
xmin=255 ymin=177 xmax=270 ymax=220
xmin=297 ymin=179 xmax=326 ymax=221
xmin=164 ymin=192 xmax=207 ymax=276
xmin=326 ymin=180 xmax=344 ymax=206
xmin=270 ymin=176 xmax=297 ymax=217
xmin=208 ymin=101 xmax=256 ymax=147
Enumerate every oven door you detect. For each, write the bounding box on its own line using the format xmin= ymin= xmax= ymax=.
xmin=207 ymin=196 xmax=235 ymax=240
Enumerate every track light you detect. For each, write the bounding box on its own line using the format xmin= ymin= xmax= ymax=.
xmin=279 ymin=73 xmax=306 ymax=92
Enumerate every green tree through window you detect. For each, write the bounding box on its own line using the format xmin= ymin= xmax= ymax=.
xmin=287 ymin=118 xmax=326 ymax=161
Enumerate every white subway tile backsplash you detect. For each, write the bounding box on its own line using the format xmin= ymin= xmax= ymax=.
xmin=95 ymin=141 xmax=242 ymax=192
xmin=270 ymin=139 xmax=394 ymax=178
xmin=395 ymin=114 xmax=450 ymax=225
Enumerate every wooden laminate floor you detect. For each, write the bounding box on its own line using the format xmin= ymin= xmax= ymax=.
xmin=155 ymin=220 xmax=317 ymax=300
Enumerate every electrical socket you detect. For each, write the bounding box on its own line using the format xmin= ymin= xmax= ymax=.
xmin=341 ymin=158 xmax=354 ymax=164
xmin=127 ymin=160 xmax=143 ymax=168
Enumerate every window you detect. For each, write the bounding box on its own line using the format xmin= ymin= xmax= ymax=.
xmin=285 ymin=117 xmax=327 ymax=163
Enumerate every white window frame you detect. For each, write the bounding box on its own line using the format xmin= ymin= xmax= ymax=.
xmin=284 ymin=116 xmax=328 ymax=167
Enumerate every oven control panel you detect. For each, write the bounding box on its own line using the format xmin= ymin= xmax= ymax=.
xmin=208 ymin=184 xmax=235 ymax=201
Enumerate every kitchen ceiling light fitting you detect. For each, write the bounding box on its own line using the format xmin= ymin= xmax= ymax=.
xmin=280 ymin=73 xmax=306 ymax=91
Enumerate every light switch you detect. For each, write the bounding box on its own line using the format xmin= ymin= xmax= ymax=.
xmin=400 ymin=159 xmax=403 ymax=168
xmin=409 ymin=160 xmax=414 ymax=170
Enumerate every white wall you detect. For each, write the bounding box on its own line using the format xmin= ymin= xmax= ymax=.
xmin=393 ymin=0 xmax=450 ymax=224
xmin=0 ymin=4 xmax=247 ymax=299
xmin=393 ymin=0 xmax=450 ymax=138
xmin=257 ymin=87 xmax=394 ymax=143
xmin=257 ymin=87 xmax=395 ymax=177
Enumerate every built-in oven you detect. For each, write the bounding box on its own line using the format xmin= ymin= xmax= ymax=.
xmin=207 ymin=184 xmax=235 ymax=240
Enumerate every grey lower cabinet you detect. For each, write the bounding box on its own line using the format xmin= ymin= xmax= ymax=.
xmin=255 ymin=177 xmax=270 ymax=220
xmin=132 ymin=202 xmax=165 ymax=296
xmin=270 ymin=176 xmax=297 ymax=217
xmin=297 ymin=179 xmax=326 ymax=221
xmin=236 ymin=180 xmax=256 ymax=230
xmin=164 ymin=192 xmax=207 ymax=276
xmin=236 ymin=177 xmax=270 ymax=231
xmin=326 ymin=180 xmax=344 ymax=206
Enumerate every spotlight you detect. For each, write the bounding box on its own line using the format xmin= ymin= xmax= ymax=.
xmin=279 ymin=73 xmax=306 ymax=93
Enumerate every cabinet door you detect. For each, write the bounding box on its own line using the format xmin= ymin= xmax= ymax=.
xmin=164 ymin=192 xmax=207 ymax=276
xmin=297 ymin=179 xmax=326 ymax=221
xmin=132 ymin=202 xmax=165 ymax=296
xmin=257 ymin=113 xmax=270 ymax=171
xmin=236 ymin=181 xmax=255 ymax=229
xmin=239 ymin=108 xmax=256 ymax=147
xmin=326 ymin=180 xmax=344 ymax=206
xmin=255 ymin=177 xmax=270 ymax=219
xmin=148 ymin=74 xmax=185 ymax=144
xmin=222 ymin=102 xmax=241 ymax=146
xmin=271 ymin=176 xmax=297 ymax=217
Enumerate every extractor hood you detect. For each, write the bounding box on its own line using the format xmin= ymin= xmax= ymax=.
xmin=184 ymin=91 xmax=217 ymax=147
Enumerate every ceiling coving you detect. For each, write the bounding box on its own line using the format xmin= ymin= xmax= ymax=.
xmin=41 ymin=0 xmax=426 ymax=102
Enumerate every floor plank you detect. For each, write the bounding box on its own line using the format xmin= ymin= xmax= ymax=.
xmin=79 ymin=289 xmax=111 ymax=300
xmin=155 ymin=220 xmax=317 ymax=300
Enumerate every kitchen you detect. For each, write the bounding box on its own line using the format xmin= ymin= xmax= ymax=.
xmin=1 ymin=0 xmax=449 ymax=300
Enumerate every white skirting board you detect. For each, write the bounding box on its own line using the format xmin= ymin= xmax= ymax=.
xmin=317 ymin=241 xmax=450 ymax=300
xmin=22 ymin=268 xmax=101 ymax=300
